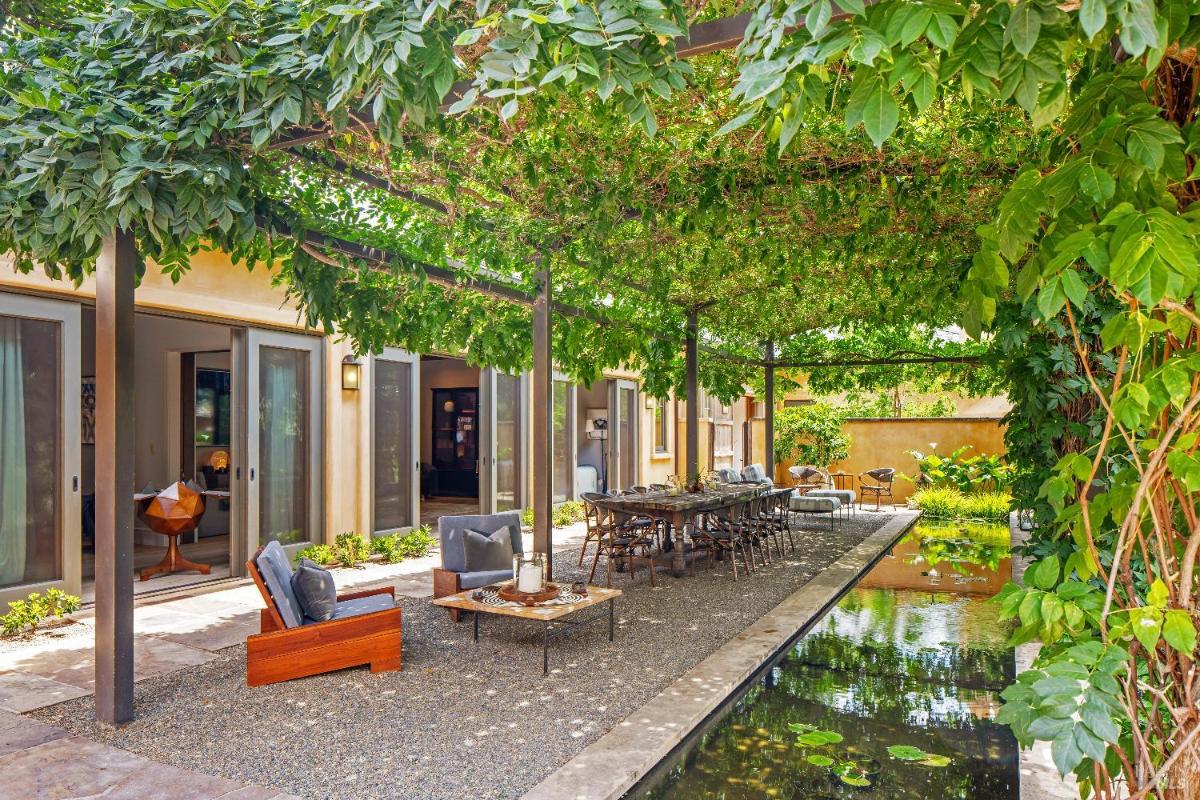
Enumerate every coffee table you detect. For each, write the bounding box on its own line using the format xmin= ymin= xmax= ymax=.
xmin=432 ymin=584 xmax=621 ymax=675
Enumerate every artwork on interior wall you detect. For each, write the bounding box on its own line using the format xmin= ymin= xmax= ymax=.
xmin=81 ymin=377 xmax=96 ymax=445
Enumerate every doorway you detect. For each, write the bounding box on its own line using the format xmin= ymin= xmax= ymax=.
xmin=419 ymin=356 xmax=481 ymax=526
xmin=80 ymin=310 xmax=237 ymax=599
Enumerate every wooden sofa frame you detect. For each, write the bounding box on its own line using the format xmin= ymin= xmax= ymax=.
xmin=432 ymin=567 xmax=465 ymax=623
xmin=246 ymin=550 xmax=403 ymax=687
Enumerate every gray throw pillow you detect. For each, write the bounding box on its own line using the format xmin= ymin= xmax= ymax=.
xmin=291 ymin=558 xmax=337 ymax=622
xmin=463 ymin=527 xmax=515 ymax=572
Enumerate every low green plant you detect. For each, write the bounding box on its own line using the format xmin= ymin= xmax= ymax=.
xmin=332 ymin=532 xmax=371 ymax=567
xmin=371 ymin=526 xmax=437 ymax=563
xmin=907 ymin=445 xmax=1015 ymax=494
xmin=959 ymin=491 xmax=1012 ymax=521
xmin=1 ymin=588 xmax=81 ymax=638
xmin=295 ymin=543 xmax=337 ymax=566
xmin=522 ymin=501 xmax=587 ymax=528
xmin=910 ymin=487 xmax=1011 ymax=522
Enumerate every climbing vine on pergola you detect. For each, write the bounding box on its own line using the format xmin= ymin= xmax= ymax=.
xmin=4 ymin=2 xmax=1200 ymax=797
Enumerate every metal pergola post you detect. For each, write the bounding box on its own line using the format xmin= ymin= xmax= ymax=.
xmin=765 ymin=340 xmax=775 ymax=480
xmin=95 ymin=230 xmax=136 ymax=725
xmin=685 ymin=310 xmax=699 ymax=483
xmin=531 ymin=269 xmax=553 ymax=579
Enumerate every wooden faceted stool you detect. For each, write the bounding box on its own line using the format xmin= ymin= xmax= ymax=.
xmin=139 ymin=481 xmax=210 ymax=581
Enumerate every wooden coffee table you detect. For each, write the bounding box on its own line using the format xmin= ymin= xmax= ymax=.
xmin=433 ymin=584 xmax=622 ymax=675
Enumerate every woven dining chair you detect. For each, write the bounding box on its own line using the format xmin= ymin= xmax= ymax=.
xmin=859 ymin=468 xmax=897 ymax=511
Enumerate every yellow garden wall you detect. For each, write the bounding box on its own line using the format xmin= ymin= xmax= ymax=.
xmin=775 ymin=417 xmax=1008 ymax=503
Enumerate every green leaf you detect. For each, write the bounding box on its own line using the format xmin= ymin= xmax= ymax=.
xmin=861 ymin=80 xmax=899 ymax=148
xmin=1078 ymin=161 xmax=1115 ymax=204
xmin=1147 ymin=578 xmax=1169 ymax=609
xmin=806 ymin=754 xmax=834 ymax=767
xmin=716 ymin=109 xmax=757 ymax=137
xmin=1060 ymin=269 xmax=1088 ymax=309
xmin=1079 ymin=0 xmax=1107 ymax=38
xmin=1006 ymin=2 xmax=1042 ymax=56
xmin=1163 ymin=610 xmax=1197 ymax=654
xmin=887 ymin=745 xmax=929 ymax=761
xmin=1129 ymin=606 xmax=1164 ymax=653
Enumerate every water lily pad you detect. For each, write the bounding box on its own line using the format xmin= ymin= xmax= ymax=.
xmin=886 ymin=745 xmax=928 ymax=761
xmin=921 ymin=755 xmax=952 ymax=768
xmin=805 ymin=754 xmax=834 ymax=767
xmin=838 ymin=773 xmax=871 ymax=787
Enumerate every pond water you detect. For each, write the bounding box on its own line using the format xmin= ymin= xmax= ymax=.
xmin=629 ymin=520 xmax=1017 ymax=800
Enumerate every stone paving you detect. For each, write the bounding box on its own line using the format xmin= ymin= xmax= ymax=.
xmin=0 ymin=709 xmax=298 ymax=800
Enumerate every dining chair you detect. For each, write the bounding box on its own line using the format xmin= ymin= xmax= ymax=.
xmin=586 ymin=501 xmax=657 ymax=588
xmin=859 ymin=468 xmax=897 ymax=511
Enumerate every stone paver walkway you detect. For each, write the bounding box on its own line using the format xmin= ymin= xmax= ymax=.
xmin=0 ymin=709 xmax=298 ymax=800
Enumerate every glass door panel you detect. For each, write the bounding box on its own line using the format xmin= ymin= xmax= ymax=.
xmin=619 ymin=384 xmax=637 ymax=489
xmin=245 ymin=330 xmax=322 ymax=555
xmin=494 ymin=372 xmax=524 ymax=511
xmin=373 ymin=350 xmax=418 ymax=532
xmin=552 ymin=378 xmax=576 ymax=502
xmin=0 ymin=296 xmax=80 ymax=604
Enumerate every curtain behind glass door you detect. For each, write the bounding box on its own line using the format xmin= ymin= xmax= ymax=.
xmin=258 ymin=347 xmax=309 ymax=546
xmin=373 ymin=359 xmax=413 ymax=531
xmin=495 ymin=372 xmax=522 ymax=511
xmin=0 ymin=316 xmax=61 ymax=589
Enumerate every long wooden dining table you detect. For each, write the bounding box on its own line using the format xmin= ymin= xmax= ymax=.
xmin=592 ymin=484 xmax=789 ymax=577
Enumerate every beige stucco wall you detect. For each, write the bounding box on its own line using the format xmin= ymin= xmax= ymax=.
xmin=775 ymin=417 xmax=1007 ymax=503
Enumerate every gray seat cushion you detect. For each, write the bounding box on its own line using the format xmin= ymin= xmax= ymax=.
xmin=459 ymin=569 xmax=515 ymax=590
xmin=741 ymin=464 xmax=774 ymax=486
xmin=464 ymin=527 xmax=516 ymax=571
xmin=255 ymin=541 xmax=304 ymax=629
xmin=439 ymin=512 xmax=523 ymax=573
xmin=304 ymin=593 xmax=394 ymax=624
xmin=807 ymin=488 xmax=856 ymax=505
xmin=291 ymin=558 xmax=337 ymax=622
xmin=790 ymin=493 xmax=841 ymax=513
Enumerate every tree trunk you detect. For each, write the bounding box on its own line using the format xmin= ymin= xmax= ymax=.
xmin=1163 ymin=726 xmax=1200 ymax=800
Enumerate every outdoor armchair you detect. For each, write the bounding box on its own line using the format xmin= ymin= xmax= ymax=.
xmin=246 ymin=541 xmax=402 ymax=687
xmin=788 ymin=465 xmax=831 ymax=494
xmin=433 ymin=511 xmax=523 ymax=621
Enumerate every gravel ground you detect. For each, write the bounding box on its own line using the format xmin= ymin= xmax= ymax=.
xmin=33 ymin=512 xmax=899 ymax=800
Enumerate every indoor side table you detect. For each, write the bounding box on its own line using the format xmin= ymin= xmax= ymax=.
xmin=433 ymin=584 xmax=621 ymax=675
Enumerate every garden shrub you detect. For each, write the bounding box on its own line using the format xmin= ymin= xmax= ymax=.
xmin=1 ymin=588 xmax=81 ymax=638
xmin=774 ymin=402 xmax=851 ymax=468
xmin=907 ymin=446 xmax=1015 ymax=494
xmin=294 ymin=543 xmax=337 ymax=566
xmin=910 ymin=487 xmax=1011 ymax=522
xmin=521 ymin=501 xmax=587 ymax=528
xmin=332 ymin=532 xmax=371 ymax=567
xmin=371 ymin=526 xmax=437 ymax=563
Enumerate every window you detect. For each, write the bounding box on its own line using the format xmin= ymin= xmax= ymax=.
xmin=654 ymin=399 xmax=669 ymax=452
xmin=713 ymin=421 xmax=734 ymax=455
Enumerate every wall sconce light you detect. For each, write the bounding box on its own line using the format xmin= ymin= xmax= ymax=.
xmin=645 ymin=395 xmax=657 ymax=409
xmin=341 ymin=356 xmax=361 ymax=391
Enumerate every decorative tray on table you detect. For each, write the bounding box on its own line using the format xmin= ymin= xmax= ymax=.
xmin=496 ymin=582 xmax=561 ymax=606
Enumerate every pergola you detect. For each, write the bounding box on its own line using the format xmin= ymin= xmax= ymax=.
xmin=13 ymin=6 xmax=1005 ymax=726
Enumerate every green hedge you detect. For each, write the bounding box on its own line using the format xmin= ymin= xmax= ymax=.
xmin=910 ymin=488 xmax=1011 ymax=522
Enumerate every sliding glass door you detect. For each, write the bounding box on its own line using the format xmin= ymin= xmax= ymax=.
xmin=608 ymin=379 xmax=639 ymax=492
xmin=480 ymin=369 xmax=527 ymax=513
xmin=552 ymin=377 xmax=576 ymax=503
xmin=372 ymin=349 xmax=419 ymax=532
xmin=0 ymin=295 xmax=80 ymax=605
xmin=242 ymin=330 xmax=323 ymax=558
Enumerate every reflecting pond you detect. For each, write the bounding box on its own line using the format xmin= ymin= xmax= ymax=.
xmin=629 ymin=520 xmax=1017 ymax=800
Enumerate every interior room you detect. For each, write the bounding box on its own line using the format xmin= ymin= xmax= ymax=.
xmin=419 ymin=354 xmax=481 ymax=526
xmin=575 ymin=380 xmax=610 ymax=495
xmin=80 ymin=309 xmax=234 ymax=599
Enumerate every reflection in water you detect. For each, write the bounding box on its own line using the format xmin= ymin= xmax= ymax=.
xmin=632 ymin=521 xmax=1017 ymax=800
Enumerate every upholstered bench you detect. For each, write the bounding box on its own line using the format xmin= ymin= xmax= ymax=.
xmin=789 ymin=492 xmax=841 ymax=528
xmin=805 ymin=488 xmax=856 ymax=516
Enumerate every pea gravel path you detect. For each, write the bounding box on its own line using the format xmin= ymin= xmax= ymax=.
xmin=33 ymin=512 xmax=900 ymax=800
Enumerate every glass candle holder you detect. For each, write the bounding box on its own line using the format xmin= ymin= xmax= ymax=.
xmin=513 ymin=552 xmax=546 ymax=594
